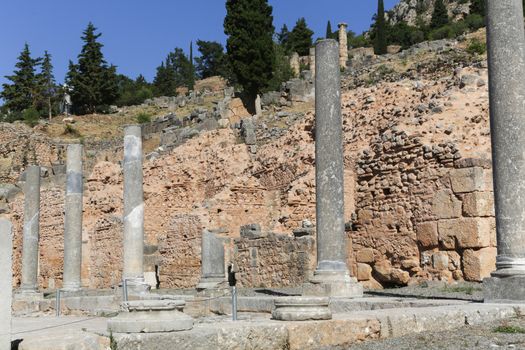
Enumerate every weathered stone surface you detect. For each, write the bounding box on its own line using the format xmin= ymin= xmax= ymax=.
xmin=438 ymin=218 xmax=494 ymax=249
xmin=463 ymin=247 xmax=497 ymax=282
xmin=432 ymin=252 xmax=449 ymax=270
xmin=356 ymin=248 xmax=375 ymax=263
xmin=0 ymin=220 xmax=12 ymax=350
xmin=432 ymin=190 xmax=461 ymax=219
xmin=415 ymin=222 xmax=439 ymax=248
xmin=20 ymin=166 xmax=40 ymax=293
xmin=484 ymin=276 xmax=525 ymax=303
xmin=462 ymin=192 xmax=495 ymax=217
xmin=63 ymin=144 xmax=83 ymax=291
xmin=450 ymin=167 xmax=485 ymax=193
xmin=197 ymin=230 xmax=226 ymax=290
xmin=357 ymin=263 xmax=372 ymax=281
xmin=272 ymin=297 xmax=331 ymax=321
xmin=107 ymin=300 xmax=194 ymax=333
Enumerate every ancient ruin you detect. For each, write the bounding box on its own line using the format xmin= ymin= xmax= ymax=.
xmin=4 ymin=0 xmax=525 ymax=348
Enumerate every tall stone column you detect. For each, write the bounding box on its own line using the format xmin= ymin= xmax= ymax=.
xmin=0 ymin=219 xmax=13 ymax=350
xmin=123 ymin=126 xmax=148 ymax=294
xmin=338 ymin=23 xmax=348 ymax=69
xmin=196 ymin=230 xmax=226 ymax=291
xmin=483 ymin=0 xmax=525 ymax=302
xmin=290 ymin=52 xmax=301 ymax=77
xmin=19 ymin=166 xmax=40 ymax=293
xmin=63 ymin=144 xmax=83 ymax=291
xmin=304 ymin=39 xmax=362 ymax=298
xmin=309 ymin=47 xmax=316 ymax=78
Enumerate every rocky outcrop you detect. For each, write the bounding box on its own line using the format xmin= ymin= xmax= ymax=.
xmin=387 ymin=0 xmax=471 ymax=27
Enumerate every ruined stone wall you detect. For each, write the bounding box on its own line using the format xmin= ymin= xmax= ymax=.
xmin=351 ymin=129 xmax=495 ymax=288
xmin=158 ymin=215 xmax=202 ymax=289
xmin=234 ymin=232 xmax=316 ymax=288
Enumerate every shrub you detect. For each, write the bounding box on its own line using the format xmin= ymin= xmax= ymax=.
xmin=23 ymin=108 xmax=40 ymax=127
xmin=63 ymin=124 xmax=81 ymax=137
xmin=467 ymin=38 xmax=487 ymax=55
xmin=136 ymin=112 xmax=151 ymax=124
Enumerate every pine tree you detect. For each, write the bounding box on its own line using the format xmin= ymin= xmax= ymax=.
xmin=224 ymin=0 xmax=275 ymax=108
xmin=1 ymin=43 xmax=41 ymax=114
xmin=326 ymin=21 xmax=333 ymax=39
xmin=195 ymin=40 xmax=228 ymax=79
xmin=431 ymin=0 xmax=449 ymax=29
xmin=37 ymin=51 xmax=57 ymax=120
xmin=374 ymin=0 xmax=388 ymax=55
xmin=277 ymin=24 xmax=290 ymax=48
xmin=288 ymin=18 xmax=314 ymax=56
xmin=66 ymin=23 xmax=119 ymax=115
xmin=153 ymin=48 xmax=193 ymax=96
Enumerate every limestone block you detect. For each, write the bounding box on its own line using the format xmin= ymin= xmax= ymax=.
xmin=432 ymin=190 xmax=462 ymax=219
xmin=391 ymin=269 xmax=410 ymax=285
xmin=415 ymin=222 xmax=438 ymax=248
xmin=272 ymin=297 xmax=332 ymax=321
xmin=438 ymin=218 xmax=494 ymax=249
xmin=462 ymin=192 xmax=495 ymax=217
xmin=450 ymin=167 xmax=485 ymax=193
xmin=432 ymin=252 xmax=449 ymax=270
xmin=356 ymin=248 xmax=375 ymax=263
xmin=373 ymin=260 xmax=392 ymax=282
xmin=462 ymin=247 xmax=497 ymax=282
xmin=357 ymin=263 xmax=372 ymax=281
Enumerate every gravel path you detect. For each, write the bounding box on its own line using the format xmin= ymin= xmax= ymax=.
xmin=349 ymin=316 xmax=525 ymax=350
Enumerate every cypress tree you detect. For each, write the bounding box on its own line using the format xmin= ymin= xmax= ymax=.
xmin=326 ymin=20 xmax=333 ymax=39
xmin=277 ymin=24 xmax=290 ymax=48
xmin=288 ymin=18 xmax=314 ymax=56
xmin=188 ymin=41 xmax=195 ymax=90
xmin=1 ymin=44 xmax=41 ymax=114
xmin=66 ymin=23 xmax=119 ymax=115
xmin=224 ymin=0 xmax=275 ymax=108
xmin=374 ymin=0 xmax=388 ymax=55
xmin=195 ymin=40 xmax=228 ymax=79
xmin=37 ymin=51 xmax=57 ymax=120
xmin=431 ymin=0 xmax=449 ymax=29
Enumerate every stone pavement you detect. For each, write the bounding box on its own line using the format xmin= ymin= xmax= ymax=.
xmin=11 ymin=300 xmax=525 ymax=350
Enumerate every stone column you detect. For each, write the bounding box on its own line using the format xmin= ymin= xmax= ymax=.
xmin=123 ymin=126 xmax=148 ymax=293
xmin=304 ymin=39 xmax=362 ymax=298
xmin=19 ymin=166 xmax=40 ymax=293
xmin=63 ymin=144 xmax=83 ymax=291
xmin=255 ymin=94 xmax=262 ymax=117
xmin=0 ymin=220 xmax=13 ymax=350
xmin=309 ymin=47 xmax=316 ymax=78
xmin=483 ymin=0 xmax=525 ymax=302
xmin=290 ymin=52 xmax=300 ymax=77
xmin=338 ymin=23 xmax=348 ymax=69
xmin=197 ymin=230 xmax=226 ymax=290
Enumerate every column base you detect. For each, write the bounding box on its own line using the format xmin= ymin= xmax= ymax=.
xmin=302 ymin=269 xmax=363 ymax=298
xmin=196 ymin=277 xmax=226 ymax=291
xmin=61 ymin=283 xmax=82 ymax=293
xmin=484 ymin=275 xmax=525 ymax=303
xmin=272 ymin=297 xmax=332 ymax=321
xmin=122 ymin=278 xmax=151 ymax=297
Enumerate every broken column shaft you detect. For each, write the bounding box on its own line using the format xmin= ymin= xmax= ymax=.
xmin=20 ymin=166 xmax=40 ymax=293
xmin=63 ymin=144 xmax=83 ymax=291
xmin=197 ymin=230 xmax=226 ymax=290
xmin=484 ymin=0 xmax=525 ymax=302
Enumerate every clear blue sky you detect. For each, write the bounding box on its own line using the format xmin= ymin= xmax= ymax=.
xmin=0 ymin=0 xmax=398 ymax=86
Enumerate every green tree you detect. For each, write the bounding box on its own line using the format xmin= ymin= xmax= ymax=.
xmin=37 ymin=51 xmax=57 ymax=120
xmin=188 ymin=41 xmax=195 ymax=90
xmin=195 ymin=40 xmax=228 ymax=79
xmin=115 ymin=74 xmax=153 ymax=107
xmin=288 ymin=18 xmax=314 ymax=56
xmin=224 ymin=0 xmax=275 ymax=108
xmin=277 ymin=24 xmax=290 ymax=47
xmin=267 ymin=43 xmax=294 ymax=91
xmin=153 ymin=48 xmax=193 ymax=96
xmin=1 ymin=44 xmax=41 ymax=114
xmin=325 ymin=20 xmax=337 ymax=40
xmin=66 ymin=23 xmax=119 ymax=114
xmin=469 ymin=0 xmax=485 ymax=17
xmin=431 ymin=0 xmax=449 ymax=29
xmin=374 ymin=0 xmax=388 ymax=55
